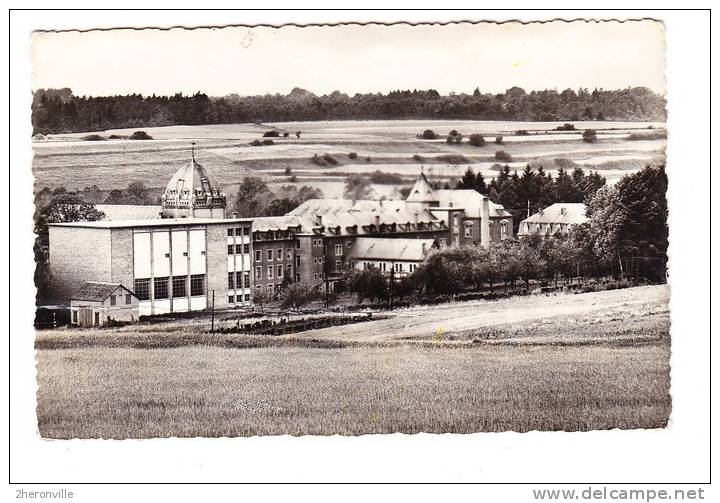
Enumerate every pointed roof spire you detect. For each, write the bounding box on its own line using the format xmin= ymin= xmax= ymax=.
xmin=191 ymin=142 xmax=196 ymax=162
xmin=406 ymin=169 xmax=437 ymax=203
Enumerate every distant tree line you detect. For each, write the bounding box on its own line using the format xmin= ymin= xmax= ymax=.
xmin=233 ymin=177 xmax=323 ymax=218
xmin=32 ymin=86 xmax=666 ymax=135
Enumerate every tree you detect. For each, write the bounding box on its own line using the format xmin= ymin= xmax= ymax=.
xmin=279 ymin=282 xmax=319 ymax=311
xmin=252 ymin=289 xmax=273 ymax=312
xmin=582 ymin=129 xmax=597 ymax=143
xmin=585 ymin=185 xmax=627 ymax=274
xmin=126 ymin=181 xmax=150 ymax=204
xmin=412 ymin=246 xmax=484 ymax=294
xmin=234 ymin=176 xmax=272 ymax=217
xmin=420 ymin=129 xmax=439 ymax=140
xmin=343 ymin=175 xmax=374 ymax=201
xmin=346 ymin=267 xmax=387 ymax=304
xmin=446 ymin=130 xmax=463 ymax=144
xmin=468 ymin=133 xmax=486 ymax=147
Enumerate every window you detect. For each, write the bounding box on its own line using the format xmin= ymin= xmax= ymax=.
xmin=255 ymin=284 xmax=262 ymax=292
xmin=154 ymin=277 xmax=169 ymax=300
xmin=277 ymin=248 xmax=283 ymax=260
xmin=267 ymin=284 xmax=274 ymax=296
xmin=235 ymin=244 xmax=243 ymax=254
xmin=255 ymin=266 xmax=262 ymax=280
xmin=228 ymin=244 xmax=234 ymax=255
xmin=286 ymin=249 xmax=292 ymax=261
xmin=318 ymin=257 xmax=323 ymax=265
xmin=255 ymin=250 xmax=261 ymax=261
xmin=228 ymin=272 xmax=235 ymax=289
xmin=244 ymin=273 xmax=250 ymax=287
xmin=312 ymin=239 xmax=317 ymax=247
xmin=134 ymin=279 xmax=150 ymax=301
xmin=439 ymin=238 xmax=447 ymax=247
xmin=464 ymin=222 xmax=473 ymax=238
xmin=244 ymin=294 xmax=251 ymax=302
xmin=335 ymin=244 xmax=343 ymax=255
xmin=190 ymin=274 xmax=205 ymax=297
xmin=244 ymin=244 xmax=250 ymax=254
xmin=500 ymin=221 xmax=508 ymax=238
xmin=172 ymin=276 xmax=187 ymax=297
xmin=267 ymin=265 xmax=274 ymax=280
xmin=277 ymin=264 xmax=283 ymax=278
xmin=295 ymin=273 xmax=301 ymax=282
xmin=336 ymin=260 xmax=342 ymax=269
xmin=295 ymin=256 xmax=300 ymax=267
xmin=267 ymin=249 xmax=273 ymax=261
xmin=346 ymin=241 xmax=352 ymax=249
xmin=313 ymin=273 xmax=318 ymax=280
xmin=227 ymin=228 xmax=234 ymax=237
xmin=296 ymin=241 xmax=301 ymax=249
xmin=109 ymin=295 xmax=116 ymax=306
xmin=313 ymin=258 xmax=318 ymax=265
xmin=235 ymin=227 xmax=244 ymax=236
xmin=228 ymin=295 xmax=235 ymax=304
xmin=243 ymin=227 xmax=250 ymax=236
xmin=125 ymin=293 xmax=132 ymax=304
xmin=72 ymin=310 xmax=78 ymax=323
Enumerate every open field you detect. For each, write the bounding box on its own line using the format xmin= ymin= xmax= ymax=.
xmin=36 ymin=286 xmax=671 ymax=438
xmin=32 ymin=120 xmax=666 ymax=196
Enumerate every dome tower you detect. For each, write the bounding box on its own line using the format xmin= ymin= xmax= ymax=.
xmin=161 ymin=144 xmax=227 ymax=219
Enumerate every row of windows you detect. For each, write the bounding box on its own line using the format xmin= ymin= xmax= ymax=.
xmin=227 ymin=244 xmax=251 ymax=255
xmin=254 ymin=264 xmax=292 ymax=281
xmin=228 ymin=294 xmax=251 ymax=303
xmin=255 ymin=248 xmax=294 ymax=262
xmin=312 ymin=238 xmax=324 ymax=247
xmin=134 ymin=275 xmax=205 ymax=301
xmin=360 ymin=262 xmax=417 ymax=273
xmin=227 ymin=227 xmax=250 ymax=237
xmin=108 ymin=293 xmax=133 ymax=306
xmin=227 ymin=272 xmax=251 ymax=289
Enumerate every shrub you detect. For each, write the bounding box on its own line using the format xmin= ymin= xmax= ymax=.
xmin=369 ymin=171 xmax=403 ymax=184
xmin=107 ymin=134 xmax=127 ymax=139
xmin=322 ymin=153 xmax=338 ymax=165
xmin=516 ymin=129 xmax=530 ymax=136
xmin=283 ymin=132 xmax=290 ymax=138
xmin=365 ymin=156 xmax=371 ymax=162
xmin=412 ymin=154 xmax=425 ymax=162
xmin=582 ymin=129 xmax=598 ymax=143
xmin=284 ymin=167 xmax=293 ymax=176
xmin=555 ymin=123 xmax=576 ymax=131
xmin=262 ymin=139 xmax=275 ymax=145
xmin=436 ymin=154 xmax=469 ymax=164
xmin=348 ymin=152 xmax=358 ymax=160
xmin=495 ymin=135 xmax=504 ymax=145
xmin=627 ymin=131 xmax=667 ymax=141
xmin=468 ymin=134 xmax=486 ymax=147
xmin=82 ymin=134 xmax=106 ymax=141
xmin=495 ymin=150 xmax=513 ymax=162
xmin=249 ymin=139 xmax=263 ymax=146
xmin=419 ymin=129 xmax=440 ymax=140
xmin=311 ymin=154 xmax=326 ymax=166
xmin=446 ymin=130 xmax=463 ymax=144
xmin=263 ymin=130 xmax=280 ymax=137
xmin=129 ymin=131 xmax=153 ymax=140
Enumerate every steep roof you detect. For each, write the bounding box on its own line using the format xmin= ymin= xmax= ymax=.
xmin=521 ymin=203 xmax=588 ymax=224
xmin=347 ymin=237 xmax=435 ymax=262
xmin=433 ymin=190 xmax=513 ymax=218
xmin=251 ymin=215 xmax=303 ymax=232
xmin=406 ymin=171 xmax=437 ymax=203
xmin=96 ymin=204 xmax=162 ymax=221
xmin=71 ymin=282 xmax=135 ymax=302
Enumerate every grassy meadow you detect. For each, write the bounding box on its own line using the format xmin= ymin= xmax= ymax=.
xmin=36 ymin=286 xmax=671 ymax=438
xmin=32 ymin=119 xmax=666 ymax=198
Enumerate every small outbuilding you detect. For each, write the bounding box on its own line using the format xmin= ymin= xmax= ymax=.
xmin=70 ymin=282 xmax=139 ymax=327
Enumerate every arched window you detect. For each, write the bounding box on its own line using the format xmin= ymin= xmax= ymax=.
xmin=500 ymin=220 xmax=508 ymax=238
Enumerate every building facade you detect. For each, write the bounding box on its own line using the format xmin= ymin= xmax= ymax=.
xmin=517 ymin=203 xmax=587 ymax=237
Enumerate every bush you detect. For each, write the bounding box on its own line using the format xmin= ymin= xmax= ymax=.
xmin=495 ymin=150 xmax=513 ymax=162
xmin=107 ymin=134 xmax=127 ymax=139
xmin=446 ymin=130 xmax=463 ymax=144
xmin=129 ymin=131 xmax=153 ymax=140
xmin=348 ymin=152 xmax=358 ymax=160
xmin=82 ymin=134 xmax=106 ymax=141
xmin=412 ymin=154 xmax=425 ymax=162
xmin=250 ymin=139 xmax=262 ymax=146
xmin=369 ymin=171 xmax=403 ymax=184
xmin=365 ymin=156 xmax=371 ymax=162
xmin=419 ymin=129 xmax=440 ymax=140
xmin=468 ymin=134 xmax=486 ymax=147
xmin=283 ymin=132 xmax=290 ymax=138
xmin=495 ymin=135 xmax=504 ymax=145
xmin=436 ymin=154 xmax=469 ymax=164
xmin=263 ymin=130 xmax=280 ymax=137
xmin=627 ymin=131 xmax=667 ymax=141
xmin=555 ymin=123 xmax=576 ymax=131
xmin=582 ymin=129 xmax=598 ymax=143
xmin=516 ymin=129 xmax=530 ymax=136
xmin=262 ymin=139 xmax=275 ymax=145
xmin=322 ymin=153 xmax=338 ymax=165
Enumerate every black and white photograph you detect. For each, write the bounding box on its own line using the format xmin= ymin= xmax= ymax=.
xmin=7 ymin=7 xmax=712 ymax=498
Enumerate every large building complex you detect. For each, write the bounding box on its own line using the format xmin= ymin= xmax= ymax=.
xmin=48 ymin=150 xmax=514 ymax=320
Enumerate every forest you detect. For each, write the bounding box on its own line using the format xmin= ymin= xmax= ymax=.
xmin=31 ymin=86 xmax=666 ymax=135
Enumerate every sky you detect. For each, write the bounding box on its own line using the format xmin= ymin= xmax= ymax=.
xmin=30 ymin=20 xmax=666 ymax=97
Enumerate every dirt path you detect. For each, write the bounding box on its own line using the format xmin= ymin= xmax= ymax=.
xmin=283 ymin=285 xmax=669 ymax=343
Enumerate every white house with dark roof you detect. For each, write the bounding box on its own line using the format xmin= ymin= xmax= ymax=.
xmin=347 ymin=237 xmax=436 ymax=277
xmin=517 ymin=203 xmax=588 ymax=237
xmin=69 ymin=282 xmax=139 ymax=327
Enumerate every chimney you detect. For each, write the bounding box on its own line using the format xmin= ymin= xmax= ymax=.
xmin=413 ymin=211 xmax=419 ymax=223
xmin=316 ymin=214 xmax=323 ymax=226
xmin=480 ymin=197 xmax=490 ymax=247
xmin=374 ymin=215 xmax=381 ymax=230
xmin=560 ymin=207 xmax=567 ymax=216
xmin=421 ymin=242 xmax=427 ymax=255
xmin=231 ymin=211 xmax=238 ymax=218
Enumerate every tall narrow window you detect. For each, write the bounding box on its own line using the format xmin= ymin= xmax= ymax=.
xmin=228 ymin=244 xmax=234 ymax=255
xmin=228 ymin=272 xmax=235 ymax=289
xmin=134 ymin=278 xmax=150 ymax=301
xmin=190 ymin=274 xmax=205 ymax=297
xmin=172 ymin=276 xmax=187 ymax=297
xmin=109 ymin=295 xmax=116 ymax=306
xmin=255 ymin=266 xmax=262 ymax=280
xmin=255 ymin=250 xmax=262 ymax=262
xmin=154 ymin=277 xmax=169 ymax=300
